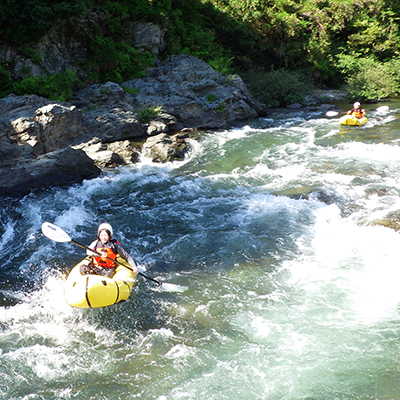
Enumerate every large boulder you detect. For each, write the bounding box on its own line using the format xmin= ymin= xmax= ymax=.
xmin=122 ymin=55 xmax=267 ymax=129
xmin=35 ymin=103 xmax=84 ymax=152
xmin=72 ymin=82 xmax=144 ymax=141
xmin=82 ymin=107 xmax=144 ymax=142
xmin=0 ymin=147 xmax=100 ymax=197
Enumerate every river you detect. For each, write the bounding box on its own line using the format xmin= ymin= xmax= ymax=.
xmin=1 ymin=102 xmax=400 ymax=399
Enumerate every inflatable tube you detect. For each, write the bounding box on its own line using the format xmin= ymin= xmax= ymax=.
xmin=339 ymin=115 xmax=368 ymax=126
xmin=64 ymin=257 xmax=136 ymax=308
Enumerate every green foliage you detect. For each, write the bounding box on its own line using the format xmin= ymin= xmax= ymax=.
xmin=0 ymin=0 xmax=85 ymax=45
xmin=201 ymin=0 xmax=400 ymax=87
xmin=215 ymin=101 xmax=226 ymax=113
xmin=206 ymin=94 xmax=218 ymax=103
xmin=134 ymin=104 xmax=163 ymax=124
xmin=242 ymin=69 xmax=313 ymax=108
xmin=2 ymin=0 xmax=400 ymax=104
xmin=121 ymin=85 xmax=139 ymax=95
xmin=12 ymin=70 xmax=82 ymax=101
xmin=85 ymin=36 xmax=154 ymax=83
xmin=337 ymin=54 xmax=400 ymax=101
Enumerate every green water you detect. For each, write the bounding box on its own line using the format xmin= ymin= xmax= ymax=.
xmin=1 ymin=103 xmax=400 ymax=399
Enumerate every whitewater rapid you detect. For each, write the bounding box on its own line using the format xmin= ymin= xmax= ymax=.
xmin=1 ymin=103 xmax=400 ymax=399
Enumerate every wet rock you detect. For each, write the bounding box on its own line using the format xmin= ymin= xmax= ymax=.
xmin=142 ymin=133 xmax=189 ymax=162
xmin=0 ymin=148 xmax=100 ymax=197
xmin=370 ymin=211 xmax=400 ymax=232
xmin=74 ymin=137 xmax=140 ymax=167
xmin=147 ymin=119 xmax=169 ymax=136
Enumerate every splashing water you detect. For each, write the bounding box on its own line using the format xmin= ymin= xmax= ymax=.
xmin=2 ymin=103 xmax=400 ymax=399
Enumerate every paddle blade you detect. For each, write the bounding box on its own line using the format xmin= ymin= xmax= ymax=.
xmin=160 ymin=283 xmax=189 ymax=293
xmin=376 ymin=105 xmax=390 ymax=113
xmin=326 ymin=111 xmax=339 ymax=117
xmin=41 ymin=222 xmax=72 ymax=243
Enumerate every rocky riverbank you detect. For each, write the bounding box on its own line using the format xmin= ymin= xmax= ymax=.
xmin=0 ymin=54 xmax=271 ymax=197
xmin=0 ymin=53 xmax=339 ymax=198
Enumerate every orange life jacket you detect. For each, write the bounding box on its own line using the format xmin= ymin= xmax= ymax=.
xmin=92 ymin=240 xmax=120 ymax=269
xmin=351 ymin=108 xmax=364 ymax=119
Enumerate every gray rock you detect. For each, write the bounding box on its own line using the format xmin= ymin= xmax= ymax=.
xmin=142 ymin=133 xmax=189 ymax=162
xmin=0 ymin=148 xmax=100 ymax=197
xmin=122 ymin=55 xmax=267 ymax=129
xmin=0 ymin=41 xmax=268 ymax=196
xmin=132 ymin=22 xmax=166 ymax=57
xmin=35 ymin=103 xmax=84 ymax=152
xmin=74 ymin=138 xmax=139 ymax=167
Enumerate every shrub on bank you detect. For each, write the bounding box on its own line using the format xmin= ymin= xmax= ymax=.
xmin=337 ymin=54 xmax=400 ymax=101
xmin=242 ymin=69 xmax=313 ymax=108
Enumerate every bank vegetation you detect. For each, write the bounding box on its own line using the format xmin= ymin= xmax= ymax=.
xmin=1 ymin=0 xmax=400 ymax=105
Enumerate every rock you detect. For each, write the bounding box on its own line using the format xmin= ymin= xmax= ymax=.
xmin=142 ymin=133 xmax=189 ymax=162
xmin=108 ymin=140 xmax=140 ymax=164
xmin=72 ymin=82 xmax=144 ymax=141
xmin=132 ymin=22 xmax=166 ymax=57
xmin=147 ymin=119 xmax=169 ymax=136
xmin=74 ymin=138 xmax=140 ymax=167
xmin=0 ymin=40 xmax=271 ymax=196
xmin=82 ymin=107 xmax=144 ymax=142
xmin=0 ymin=93 xmax=51 ymax=119
xmin=154 ymin=112 xmax=183 ymax=131
xmin=122 ymin=55 xmax=267 ymax=129
xmin=0 ymin=94 xmax=50 ymax=167
xmin=35 ymin=103 xmax=84 ymax=152
xmin=0 ymin=148 xmax=100 ymax=197
xmin=287 ymin=103 xmax=303 ymax=109
xmin=72 ymin=81 xmax=136 ymax=111
xmin=0 ymin=12 xmax=103 ymax=80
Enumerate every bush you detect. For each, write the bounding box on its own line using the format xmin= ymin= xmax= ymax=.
xmin=134 ymin=104 xmax=163 ymax=124
xmin=336 ymin=54 xmax=400 ymax=101
xmin=85 ymin=36 xmax=154 ymax=83
xmin=242 ymin=68 xmax=313 ymax=108
xmin=12 ymin=69 xmax=82 ymax=101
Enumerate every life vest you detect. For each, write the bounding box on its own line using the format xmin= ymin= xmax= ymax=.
xmin=350 ymin=108 xmax=364 ymax=119
xmin=92 ymin=239 xmax=120 ymax=269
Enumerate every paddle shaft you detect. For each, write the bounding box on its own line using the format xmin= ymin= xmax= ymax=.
xmin=71 ymin=239 xmax=162 ymax=286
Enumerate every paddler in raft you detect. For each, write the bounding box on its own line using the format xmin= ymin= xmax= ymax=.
xmin=347 ymin=102 xmax=366 ymax=119
xmin=81 ymin=223 xmax=139 ymax=277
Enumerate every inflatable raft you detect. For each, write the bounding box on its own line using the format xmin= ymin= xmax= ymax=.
xmin=339 ymin=115 xmax=368 ymax=126
xmin=64 ymin=257 xmax=137 ymax=308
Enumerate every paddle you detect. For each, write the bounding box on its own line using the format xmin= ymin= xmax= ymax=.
xmin=326 ymin=105 xmax=389 ymax=117
xmin=376 ymin=105 xmax=390 ymax=113
xmin=325 ymin=110 xmax=339 ymax=117
xmin=41 ymin=222 xmax=188 ymax=292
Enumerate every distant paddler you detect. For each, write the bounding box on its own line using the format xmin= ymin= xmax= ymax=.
xmin=347 ymin=102 xmax=366 ymax=119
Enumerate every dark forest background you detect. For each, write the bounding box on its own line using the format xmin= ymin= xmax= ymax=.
xmin=1 ymin=0 xmax=400 ymax=105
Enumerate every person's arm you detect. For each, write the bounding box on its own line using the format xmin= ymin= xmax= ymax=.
xmin=116 ymin=243 xmax=139 ymax=273
xmin=86 ymin=240 xmax=98 ymax=256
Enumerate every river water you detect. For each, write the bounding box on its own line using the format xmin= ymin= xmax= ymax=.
xmin=1 ymin=103 xmax=400 ymax=399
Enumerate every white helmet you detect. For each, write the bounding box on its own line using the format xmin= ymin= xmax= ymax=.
xmin=354 ymin=102 xmax=361 ymax=107
xmin=98 ymin=223 xmax=113 ymax=237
